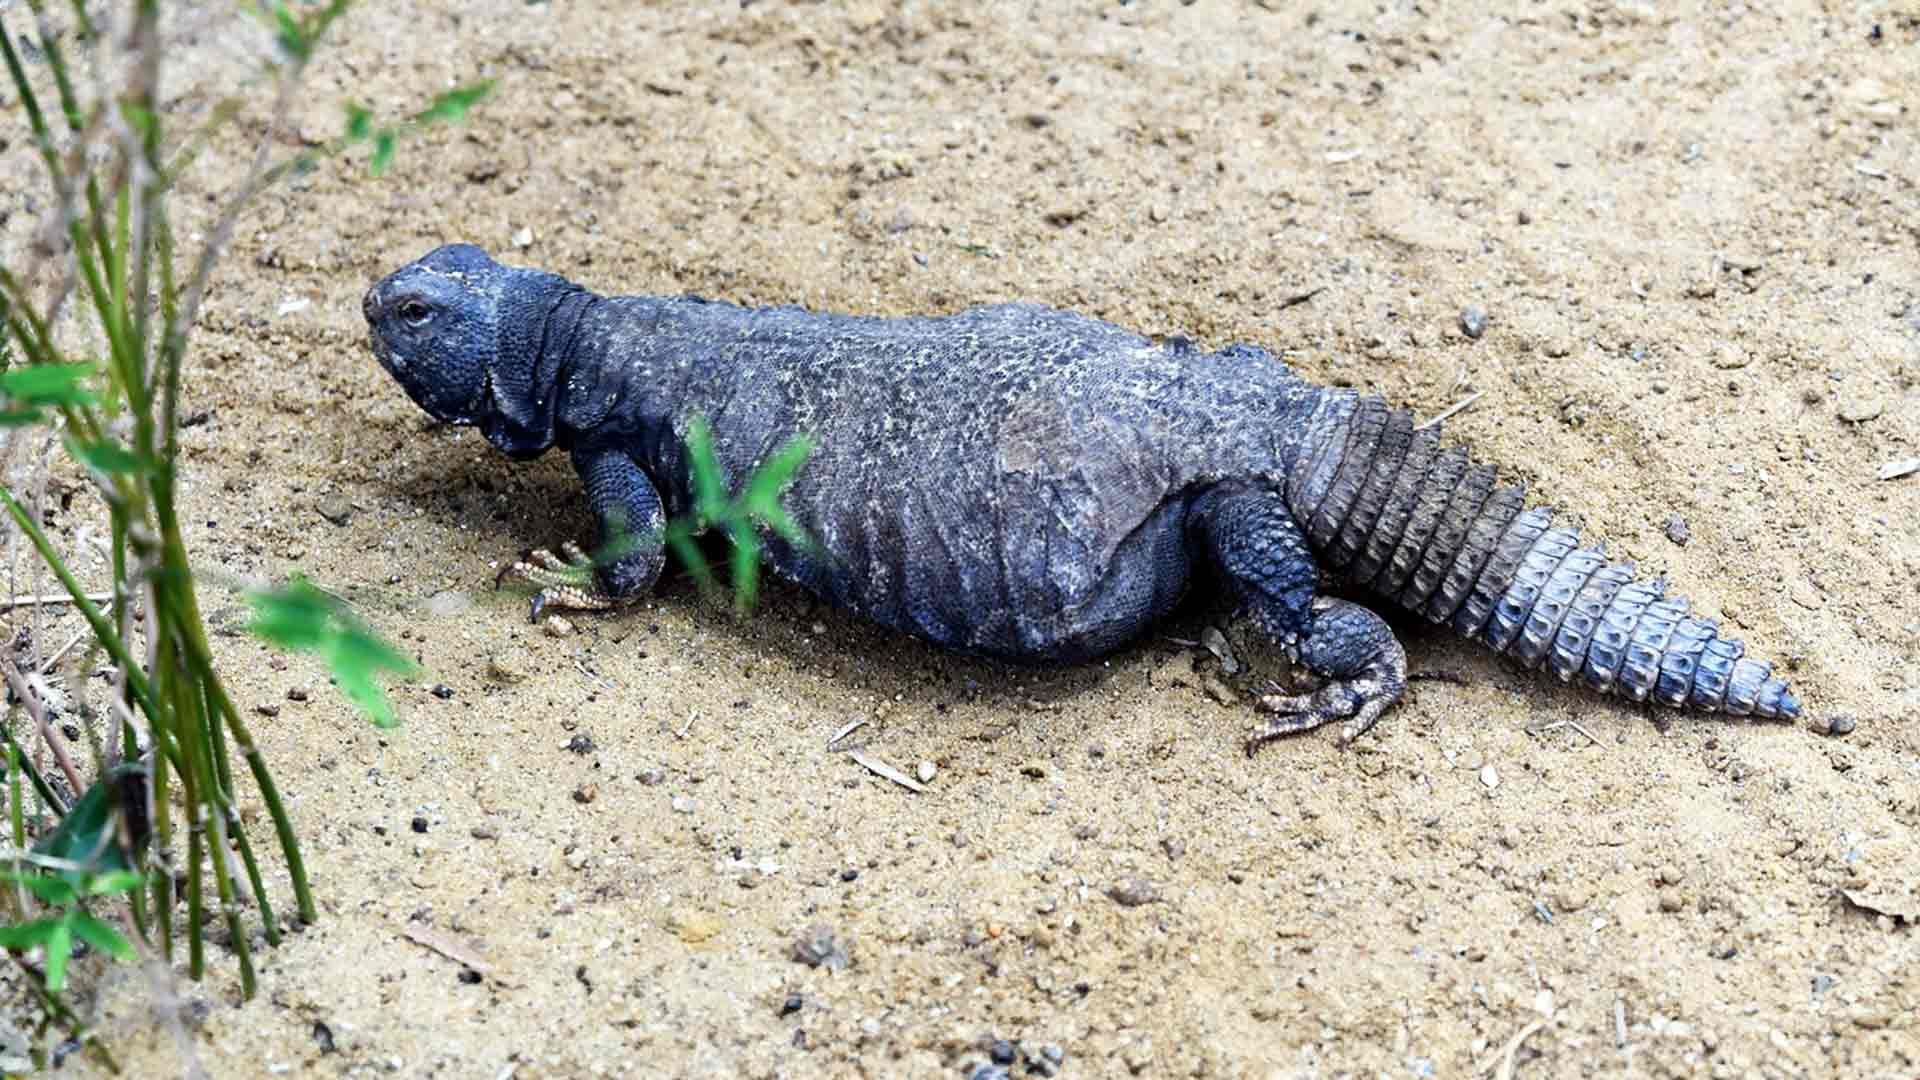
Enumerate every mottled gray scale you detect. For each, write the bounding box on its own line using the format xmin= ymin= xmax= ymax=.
xmin=1286 ymin=391 xmax=1360 ymax=522
xmin=1689 ymin=636 xmax=1744 ymax=711
xmin=1432 ymin=485 xmax=1526 ymax=628
xmin=1725 ymin=658 xmax=1773 ymax=716
xmin=1654 ymin=616 xmax=1718 ymax=707
xmin=1329 ymin=407 xmax=1415 ymax=569
xmin=1618 ymin=595 xmax=1688 ymax=702
xmin=1453 ymin=506 xmax=1550 ymax=638
xmin=1549 ymin=561 xmax=1633 ymax=683
xmin=1511 ymin=546 xmax=1605 ymax=670
xmin=1483 ymin=526 xmax=1580 ymax=655
xmin=1582 ymin=577 xmax=1661 ymax=693
xmin=1375 ymin=446 xmax=1470 ymax=596
xmin=1402 ymin=461 xmax=1496 ymax=617
xmin=1349 ymin=424 xmax=1440 ymax=586
xmin=1309 ymin=396 xmax=1391 ymax=550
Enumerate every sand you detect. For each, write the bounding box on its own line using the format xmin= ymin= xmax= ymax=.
xmin=1 ymin=1 xmax=1915 ymax=1076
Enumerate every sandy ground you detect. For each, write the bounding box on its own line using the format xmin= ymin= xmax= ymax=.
xmin=2 ymin=1 xmax=1917 ymax=1076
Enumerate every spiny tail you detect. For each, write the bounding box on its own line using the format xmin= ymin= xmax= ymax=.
xmin=1285 ymin=395 xmax=1801 ymax=720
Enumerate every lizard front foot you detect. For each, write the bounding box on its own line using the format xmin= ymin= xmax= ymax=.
xmin=496 ymin=542 xmax=622 ymax=622
xmin=1244 ymin=597 xmax=1408 ymax=754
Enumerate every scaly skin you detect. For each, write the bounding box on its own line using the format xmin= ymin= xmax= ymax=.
xmin=363 ymin=244 xmax=1802 ymax=751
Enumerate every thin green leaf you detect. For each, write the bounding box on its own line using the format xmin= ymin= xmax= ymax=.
xmin=344 ymin=102 xmax=373 ymax=142
xmin=86 ymin=871 xmax=145 ymax=897
xmin=41 ymin=918 xmax=72 ymax=992
xmin=743 ymin=436 xmax=812 ymax=504
xmin=729 ymin=532 xmax=760 ymax=614
xmin=0 ymin=872 xmax=79 ymax=907
xmin=751 ymin=501 xmax=810 ymax=548
xmin=0 ymin=917 xmax=60 ymax=951
xmin=31 ymin=772 xmax=135 ymax=884
xmin=68 ymin=912 xmax=135 ymax=961
xmin=265 ymin=1 xmax=311 ymax=63
xmin=0 ymin=408 xmax=46 ymax=427
xmin=0 ymin=362 xmax=97 ymax=406
xmin=415 ymin=81 xmax=494 ymax=125
xmin=248 ymin=578 xmax=417 ymax=728
xmin=369 ymin=129 xmax=397 ymax=176
xmin=685 ymin=416 xmax=727 ymax=519
xmin=664 ymin=525 xmax=719 ymax=601
xmin=65 ymin=437 xmax=149 ymax=475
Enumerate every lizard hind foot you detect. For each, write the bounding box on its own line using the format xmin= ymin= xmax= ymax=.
xmin=497 ymin=541 xmax=621 ymax=621
xmin=1246 ymin=597 xmax=1408 ymax=754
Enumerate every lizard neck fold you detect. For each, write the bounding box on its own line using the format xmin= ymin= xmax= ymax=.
xmin=483 ymin=274 xmax=592 ymax=459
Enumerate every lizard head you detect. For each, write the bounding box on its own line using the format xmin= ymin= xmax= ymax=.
xmin=364 ymin=243 xmax=574 ymax=459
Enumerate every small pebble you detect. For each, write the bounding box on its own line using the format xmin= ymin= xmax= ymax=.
xmin=790 ymin=924 xmax=850 ymax=971
xmin=779 ymin=993 xmax=803 ymax=1016
xmin=966 ymin=1067 xmax=1011 ymax=1080
xmin=1478 ymin=764 xmax=1500 ymax=790
xmin=511 ymin=226 xmax=535 ymax=249
xmin=671 ymin=795 xmax=696 ymax=814
xmin=287 ymin=687 xmax=310 ymax=702
xmin=636 ymin=768 xmax=666 ymax=786
xmin=1822 ymin=714 xmax=1857 ymax=736
xmin=1019 ymin=761 xmax=1049 ymax=780
xmin=470 ymin=823 xmax=499 ymax=840
xmin=1107 ymin=877 xmax=1160 ymax=907
xmin=573 ymin=783 xmax=597 ymax=805
xmin=1838 ymin=396 xmax=1884 ymax=422
xmin=255 ymin=702 xmax=281 ymax=717
xmin=315 ymin=495 xmax=353 ymax=526
xmin=430 ymin=684 xmax=455 ymax=700
xmin=811 ymin=622 xmax=828 ymax=635
xmin=1664 ymin=515 xmax=1691 ymax=546
xmin=1459 ymin=306 xmax=1488 ymax=339
xmin=542 ymin=614 xmax=575 ymax=638
xmin=1658 ymin=892 xmax=1685 ymax=913
xmin=1200 ymin=625 xmax=1240 ymax=674
xmin=1656 ymin=864 xmax=1685 ymax=885
xmin=916 ymin=760 xmax=937 ymax=784
xmin=410 ymin=816 xmax=429 ymax=834
xmin=989 ymin=1040 xmax=1017 ymax=1066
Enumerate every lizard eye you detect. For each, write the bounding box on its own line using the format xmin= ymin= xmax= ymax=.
xmin=398 ymin=299 xmax=433 ymax=327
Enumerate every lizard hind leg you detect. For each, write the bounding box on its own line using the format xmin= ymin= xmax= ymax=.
xmin=1251 ymin=596 xmax=1408 ymax=753
xmin=1189 ymin=482 xmax=1409 ymax=752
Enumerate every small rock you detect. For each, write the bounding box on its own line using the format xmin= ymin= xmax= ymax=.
xmin=423 ymin=589 xmax=474 ymax=617
xmin=255 ymin=702 xmax=281 ymax=717
xmin=1459 ymin=306 xmax=1488 ymax=340
xmin=1709 ymin=345 xmax=1750 ymax=370
xmin=637 ymin=768 xmax=666 ymax=786
xmin=1656 ymin=864 xmax=1685 ymax=886
xmin=1107 ymin=877 xmax=1160 ymax=907
xmin=989 ymin=1040 xmax=1017 ymax=1065
xmin=511 ymin=226 xmax=534 ymax=249
xmin=1201 ymin=673 xmax=1240 ymax=708
xmin=810 ymin=622 xmax=828 ymax=635
xmin=542 ymin=614 xmax=575 ymax=638
xmin=1200 ymin=625 xmax=1240 ymax=674
xmin=410 ymin=816 xmax=429 ymax=834
xmin=671 ymin=795 xmax=696 ymax=814
xmin=470 ymin=823 xmax=499 ymax=840
xmin=287 ymin=686 xmax=310 ymax=702
xmin=1543 ymin=337 xmax=1573 ymax=358
xmin=1838 ymin=396 xmax=1884 ymax=423
xmin=967 ymin=1067 xmax=1011 ymax=1080
xmin=1664 ymin=515 xmax=1692 ymax=546
xmin=1822 ymin=714 xmax=1857 ymax=737
xmin=315 ymin=495 xmax=353 ymax=526
xmin=1478 ymin=764 xmax=1500 ymax=790
xmin=1709 ymin=936 xmax=1738 ymax=959
xmin=1658 ymin=892 xmax=1685 ymax=913
xmin=566 ymin=733 xmax=596 ymax=755
xmin=1149 ymin=204 xmax=1169 ymax=224
xmin=779 ymin=993 xmax=803 ymax=1016
xmin=1019 ymin=761 xmax=1049 ymax=780
xmin=430 ymin=684 xmax=455 ymax=700
xmin=572 ymin=783 xmax=597 ymax=805
xmin=790 ymin=924 xmax=850 ymax=971
xmin=915 ymin=760 xmax=937 ymax=784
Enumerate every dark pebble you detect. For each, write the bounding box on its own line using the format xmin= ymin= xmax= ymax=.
xmin=311 ymin=1021 xmax=336 ymax=1054
xmin=966 ymin=1067 xmax=1011 ymax=1080
xmin=636 ymin=768 xmax=666 ymax=786
xmin=566 ymin=734 xmax=596 ymax=755
xmin=1664 ymin=514 xmax=1692 ymax=546
xmin=1823 ymin=714 xmax=1857 ymax=736
xmin=287 ymin=687 xmax=309 ymax=701
xmin=780 ymin=993 xmax=803 ymax=1016
xmin=989 ymin=1039 xmax=1016 ymax=1065
xmin=410 ymin=816 xmax=428 ymax=834
xmin=430 ymin=684 xmax=455 ymax=700
xmin=1459 ymin=306 xmax=1488 ymax=340
xmin=458 ymin=968 xmax=482 ymax=985
xmin=255 ymin=702 xmax=281 ymax=717
xmin=1107 ymin=877 xmax=1159 ymax=907
xmin=840 ymin=867 xmax=859 ymax=882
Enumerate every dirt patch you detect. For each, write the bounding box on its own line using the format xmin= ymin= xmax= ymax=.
xmin=4 ymin=2 xmax=1916 ymax=1076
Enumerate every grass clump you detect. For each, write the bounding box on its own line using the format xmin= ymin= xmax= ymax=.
xmin=0 ymin=1 xmax=484 ymax=1068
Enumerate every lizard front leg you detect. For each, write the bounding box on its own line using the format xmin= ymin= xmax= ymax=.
xmin=502 ymin=446 xmax=667 ymax=620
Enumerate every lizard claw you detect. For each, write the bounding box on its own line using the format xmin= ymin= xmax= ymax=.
xmin=497 ymin=542 xmax=621 ymax=622
xmin=1247 ymin=677 xmax=1394 ymax=754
